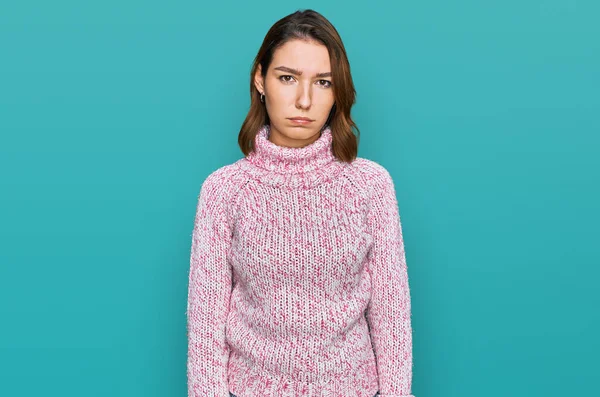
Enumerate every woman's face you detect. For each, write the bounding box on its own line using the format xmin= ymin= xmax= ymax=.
xmin=254 ymin=39 xmax=335 ymax=148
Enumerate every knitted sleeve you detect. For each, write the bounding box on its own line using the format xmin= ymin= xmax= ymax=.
xmin=186 ymin=169 xmax=233 ymax=397
xmin=364 ymin=164 xmax=415 ymax=397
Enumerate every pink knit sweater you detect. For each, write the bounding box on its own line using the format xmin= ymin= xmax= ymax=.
xmin=187 ymin=124 xmax=414 ymax=397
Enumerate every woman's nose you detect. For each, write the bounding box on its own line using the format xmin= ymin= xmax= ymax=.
xmin=296 ymin=84 xmax=312 ymax=109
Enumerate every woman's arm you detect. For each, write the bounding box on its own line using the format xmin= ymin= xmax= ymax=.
xmin=364 ymin=163 xmax=415 ymax=397
xmin=187 ymin=170 xmax=233 ymax=397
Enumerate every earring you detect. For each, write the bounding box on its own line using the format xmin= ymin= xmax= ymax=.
xmin=260 ymin=93 xmax=265 ymax=103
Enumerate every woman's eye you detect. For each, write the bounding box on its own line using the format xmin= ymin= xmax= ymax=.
xmin=279 ymin=76 xmax=331 ymax=88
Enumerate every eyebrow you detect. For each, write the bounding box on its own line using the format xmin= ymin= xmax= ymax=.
xmin=273 ymin=66 xmax=332 ymax=78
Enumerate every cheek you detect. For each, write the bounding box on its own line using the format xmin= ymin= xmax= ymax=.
xmin=314 ymin=90 xmax=335 ymax=106
xmin=269 ymin=85 xmax=297 ymax=104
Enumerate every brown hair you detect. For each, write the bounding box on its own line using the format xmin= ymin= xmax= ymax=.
xmin=238 ymin=9 xmax=360 ymax=162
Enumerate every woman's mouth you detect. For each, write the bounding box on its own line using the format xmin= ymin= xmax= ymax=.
xmin=288 ymin=117 xmax=314 ymax=125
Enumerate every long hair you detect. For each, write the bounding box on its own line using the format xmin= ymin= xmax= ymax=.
xmin=238 ymin=9 xmax=359 ymax=162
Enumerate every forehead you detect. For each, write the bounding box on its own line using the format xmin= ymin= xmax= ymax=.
xmin=270 ymin=39 xmax=331 ymax=72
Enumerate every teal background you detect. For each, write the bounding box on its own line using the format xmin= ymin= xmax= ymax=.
xmin=1 ymin=1 xmax=598 ymax=396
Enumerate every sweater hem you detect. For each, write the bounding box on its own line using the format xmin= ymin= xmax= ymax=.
xmin=227 ymin=352 xmax=380 ymax=397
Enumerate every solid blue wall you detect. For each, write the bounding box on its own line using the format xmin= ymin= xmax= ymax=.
xmin=1 ymin=1 xmax=598 ymax=396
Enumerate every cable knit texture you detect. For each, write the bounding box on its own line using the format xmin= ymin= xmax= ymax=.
xmin=187 ymin=124 xmax=414 ymax=397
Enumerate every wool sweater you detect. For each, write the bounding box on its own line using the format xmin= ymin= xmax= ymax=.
xmin=187 ymin=124 xmax=414 ymax=397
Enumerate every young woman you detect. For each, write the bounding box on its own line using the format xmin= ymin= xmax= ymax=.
xmin=187 ymin=9 xmax=415 ymax=397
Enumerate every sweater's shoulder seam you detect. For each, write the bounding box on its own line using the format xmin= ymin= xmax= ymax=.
xmin=227 ymin=160 xmax=253 ymax=230
xmin=199 ymin=160 xmax=248 ymax=233
xmin=349 ymin=157 xmax=392 ymax=202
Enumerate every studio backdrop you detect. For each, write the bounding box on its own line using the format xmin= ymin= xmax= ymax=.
xmin=1 ymin=1 xmax=598 ymax=396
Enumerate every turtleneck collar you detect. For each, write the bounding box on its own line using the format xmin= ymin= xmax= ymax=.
xmin=237 ymin=124 xmax=348 ymax=189
xmin=250 ymin=123 xmax=335 ymax=173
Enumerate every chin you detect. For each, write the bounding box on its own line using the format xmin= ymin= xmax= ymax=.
xmin=286 ymin=128 xmax=319 ymax=139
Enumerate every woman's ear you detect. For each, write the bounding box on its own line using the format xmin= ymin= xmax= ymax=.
xmin=254 ymin=64 xmax=265 ymax=94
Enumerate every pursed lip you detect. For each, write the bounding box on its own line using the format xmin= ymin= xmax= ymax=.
xmin=288 ymin=117 xmax=314 ymax=121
